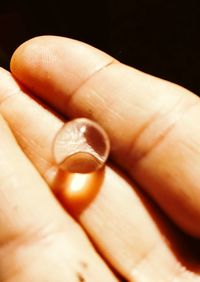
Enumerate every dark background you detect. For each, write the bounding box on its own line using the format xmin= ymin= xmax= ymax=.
xmin=0 ymin=0 xmax=200 ymax=95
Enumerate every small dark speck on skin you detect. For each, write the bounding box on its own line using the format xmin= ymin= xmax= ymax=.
xmin=80 ymin=261 xmax=88 ymax=269
xmin=77 ymin=272 xmax=85 ymax=282
xmin=87 ymin=108 xmax=94 ymax=118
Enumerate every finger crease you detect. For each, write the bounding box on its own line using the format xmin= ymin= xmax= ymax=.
xmin=66 ymin=58 xmax=118 ymax=108
xmin=127 ymin=96 xmax=200 ymax=167
xmin=0 ymin=89 xmax=21 ymax=110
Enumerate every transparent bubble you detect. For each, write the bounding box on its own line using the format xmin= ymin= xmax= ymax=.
xmin=53 ymin=118 xmax=110 ymax=173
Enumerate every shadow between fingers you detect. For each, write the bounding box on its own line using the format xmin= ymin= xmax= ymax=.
xmin=110 ymin=163 xmax=200 ymax=275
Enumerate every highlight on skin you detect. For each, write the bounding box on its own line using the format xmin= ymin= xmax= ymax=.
xmin=52 ymin=118 xmax=110 ymax=213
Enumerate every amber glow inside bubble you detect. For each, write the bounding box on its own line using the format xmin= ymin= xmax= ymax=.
xmin=53 ymin=168 xmax=105 ymax=214
xmin=53 ymin=118 xmax=110 ymax=174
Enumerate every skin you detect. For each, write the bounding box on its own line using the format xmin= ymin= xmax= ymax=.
xmin=0 ymin=36 xmax=200 ymax=281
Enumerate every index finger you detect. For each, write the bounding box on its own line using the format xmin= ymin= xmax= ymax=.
xmin=10 ymin=35 xmax=200 ymax=237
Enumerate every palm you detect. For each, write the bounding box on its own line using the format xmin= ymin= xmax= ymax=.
xmin=0 ymin=36 xmax=200 ymax=281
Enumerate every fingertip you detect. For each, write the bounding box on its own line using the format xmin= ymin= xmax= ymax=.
xmin=10 ymin=35 xmax=114 ymax=85
xmin=10 ymin=35 xmax=114 ymax=112
xmin=10 ymin=36 xmax=56 ymax=79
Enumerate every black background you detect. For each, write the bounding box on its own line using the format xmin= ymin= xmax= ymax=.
xmin=0 ymin=0 xmax=200 ymax=95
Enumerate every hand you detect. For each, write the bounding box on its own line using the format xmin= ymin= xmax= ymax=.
xmin=0 ymin=36 xmax=200 ymax=281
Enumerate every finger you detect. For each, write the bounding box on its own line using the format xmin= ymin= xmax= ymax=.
xmin=1 ymin=70 xmax=200 ymax=281
xmin=0 ymin=79 xmax=117 ymax=281
xmin=11 ymin=36 xmax=200 ymax=237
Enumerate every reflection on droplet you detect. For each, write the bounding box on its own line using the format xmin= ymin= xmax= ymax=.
xmin=60 ymin=152 xmax=102 ymax=174
xmin=53 ymin=118 xmax=110 ymax=173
